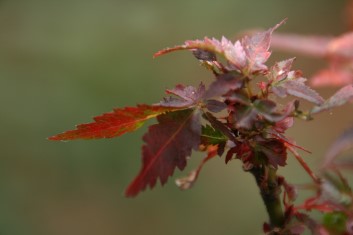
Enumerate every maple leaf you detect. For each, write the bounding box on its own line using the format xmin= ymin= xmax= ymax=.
xmin=204 ymin=72 xmax=244 ymax=99
xmin=175 ymin=145 xmax=218 ymax=190
xmin=125 ymin=109 xmax=201 ymax=197
xmin=256 ymin=138 xmax=287 ymax=168
xmin=271 ymin=70 xmax=324 ymax=105
xmin=48 ymin=105 xmax=183 ymax=140
xmin=311 ymin=84 xmax=353 ymax=114
xmin=241 ymin=19 xmax=287 ymax=73
xmin=269 ymin=58 xmax=296 ymax=82
xmin=159 ymin=83 xmax=206 ymax=108
xmin=155 ymin=20 xmax=286 ymax=74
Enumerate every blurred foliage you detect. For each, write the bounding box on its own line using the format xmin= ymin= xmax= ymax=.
xmin=1 ymin=0 xmax=352 ymax=234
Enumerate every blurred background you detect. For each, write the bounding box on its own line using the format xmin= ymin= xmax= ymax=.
xmin=1 ymin=0 xmax=353 ymax=234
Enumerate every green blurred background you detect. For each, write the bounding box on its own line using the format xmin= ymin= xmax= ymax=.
xmin=1 ymin=0 xmax=353 ymax=234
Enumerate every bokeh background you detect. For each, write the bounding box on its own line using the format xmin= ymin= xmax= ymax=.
xmin=1 ymin=0 xmax=353 ymax=234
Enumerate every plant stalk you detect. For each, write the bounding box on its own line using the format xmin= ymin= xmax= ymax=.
xmin=250 ymin=165 xmax=285 ymax=231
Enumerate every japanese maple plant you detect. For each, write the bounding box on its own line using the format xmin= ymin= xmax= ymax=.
xmin=49 ymin=19 xmax=353 ymax=234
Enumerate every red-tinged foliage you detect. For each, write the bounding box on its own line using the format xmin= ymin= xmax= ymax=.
xmin=48 ymin=105 xmax=183 ymax=140
xmin=271 ymin=70 xmax=325 ymax=105
xmin=241 ymin=19 xmax=287 ymax=73
xmin=159 ymin=83 xmax=206 ymax=108
xmin=50 ymin=18 xmax=353 ymax=234
xmin=257 ymin=138 xmax=288 ymax=168
xmin=155 ymin=20 xmax=286 ymax=74
xmin=175 ymin=145 xmax=218 ymax=190
xmin=204 ymin=72 xmax=244 ymax=99
xmin=125 ymin=109 xmax=200 ymax=197
xmin=311 ymin=84 xmax=353 ymax=114
xmin=269 ymin=58 xmax=296 ymax=82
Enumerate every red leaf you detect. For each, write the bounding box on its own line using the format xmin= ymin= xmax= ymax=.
xmin=153 ymin=37 xmax=223 ymax=58
xmin=241 ymin=19 xmax=287 ymax=73
xmin=311 ymin=84 xmax=353 ymax=114
xmin=221 ymin=37 xmax=247 ymax=70
xmin=125 ymin=109 xmax=201 ymax=197
xmin=204 ymin=72 xmax=244 ymax=99
xmin=49 ymin=105 xmax=183 ymax=140
xmin=257 ymin=138 xmax=287 ymax=168
xmin=155 ymin=20 xmax=286 ymax=74
xmin=175 ymin=145 xmax=218 ymax=190
xmin=272 ymin=71 xmax=324 ymax=105
xmin=160 ymin=83 xmax=206 ymax=108
xmin=269 ymin=58 xmax=296 ymax=82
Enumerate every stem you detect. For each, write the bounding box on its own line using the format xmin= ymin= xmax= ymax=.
xmin=249 ymin=165 xmax=285 ymax=231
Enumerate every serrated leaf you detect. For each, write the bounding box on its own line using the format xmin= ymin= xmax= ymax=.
xmin=269 ymin=58 xmax=296 ymax=82
xmin=221 ymin=37 xmax=247 ymax=70
xmin=48 ymin=105 xmax=183 ymax=140
xmin=272 ymin=71 xmax=324 ymax=105
xmin=256 ymin=138 xmax=287 ymax=168
xmin=241 ymin=19 xmax=287 ymax=73
xmin=204 ymin=72 xmax=244 ymax=99
xmin=282 ymin=80 xmax=324 ymax=105
xmin=155 ymin=20 xmax=286 ymax=74
xmin=154 ymin=37 xmax=223 ymax=58
xmin=311 ymin=84 xmax=353 ymax=114
xmin=201 ymin=125 xmax=228 ymax=146
xmin=159 ymin=83 xmax=205 ymax=108
xmin=125 ymin=109 xmax=201 ymax=197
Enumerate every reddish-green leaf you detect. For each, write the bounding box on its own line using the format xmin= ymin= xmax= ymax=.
xmin=201 ymin=124 xmax=228 ymax=146
xmin=125 ymin=109 xmax=201 ymax=197
xmin=311 ymin=84 xmax=353 ymax=114
xmin=48 ymin=105 xmax=182 ymax=140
